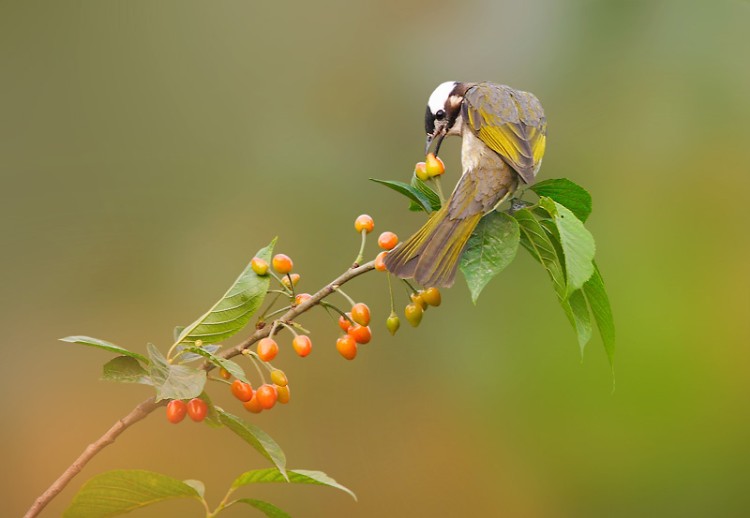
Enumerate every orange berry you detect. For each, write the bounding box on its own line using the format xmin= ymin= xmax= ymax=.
xmin=374 ymin=251 xmax=388 ymax=271
xmin=354 ymin=214 xmax=375 ymax=234
xmin=414 ymin=161 xmax=429 ymax=181
xmin=405 ymin=303 xmax=423 ymax=327
xmin=377 ymin=232 xmax=399 ymax=250
xmin=336 ymin=334 xmax=358 ymax=360
xmin=347 ymin=324 xmax=372 ymax=344
xmin=421 ymin=287 xmax=441 ymax=307
xmin=294 ymin=292 xmax=312 ymax=305
xmin=257 ymin=337 xmax=279 ymax=362
xmin=425 ymin=153 xmax=445 ymax=177
xmin=166 ymin=400 xmax=187 ymax=424
xmin=270 ymin=369 xmax=288 ymax=387
xmin=243 ymin=395 xmax=263 ymax=414
xmin=187 ymin=398 xmax=208 ymax=422
xmin=411 ymin=292 xmax=427 ymax=310
xmin=231 ymin=380 xmax=254 ymax=402
xmin=251 ymin=257 xmax=269 ymax=276
xmin=338 ymin=313 xmax=353 ymax=332
xmin=386 ymin=314 xmax=400 ymax=335
xmin=281 ymin=273 xmax=300 ymax=289
xmin=276 ymin=385 xmax=291 ymax=404
xmin=350 ymin=303 xmax=371 ymax=326
xmin=256 ymin=384 xmax=278 ymax=409
xmin=292 ymin=334 xmax=312 ymax=357
xmin=272 ymin=254 xmax=293 ymax=274
xmin=219 ymin=367 xmax=231 ymax=380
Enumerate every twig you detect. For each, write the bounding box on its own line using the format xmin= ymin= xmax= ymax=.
xmin=25 ymin=259 xmax=376 ymax=517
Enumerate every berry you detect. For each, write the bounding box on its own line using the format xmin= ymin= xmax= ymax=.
xmin=414 ymin=161 xmax=429 ymax=181
xmin=410 ymin=292 xmax=427 ymax=310
xmin=219 ymin=367 xmax=231 ymax=380
xmin=354 ymin=214 xmax=375 ymax=234
xmin=166 ymin=400 xmax=187 ymax=424
xmin=256 ymin=384 xmax=278 ymax=409
xmin=270 ymin=369 xmax=288 ymax=387
xmin=377 ymin=231 xmax=399 ymax=250
xmin=347 ymin=324 xmax=372 ymax=344
xmin=350 ymin=303 xmax=371 ymax=326
xmin=292 ymin=335 xmax=312 ymax=357
xmin=374 ymin=251 xmax=388 ymax=272
xmin=257 ymin=337 xmax=279 ymax=362
xmin=251 ymin=257 xmax=269 ymax=276
xmin=231 ymin=380 xmax=254 ymax=402
xmin=276 ymin=385 xmax=291 ymax=404
xmin=295 ymin=292 xmax=312 ymax=305
xmin=386 ymin=314 xmax=400 ymax=335
xmin=421 ymin=287 xmax=442 ymax=307
xmin=272 ymin=254 xmax=293 ymax=274
xmin=187 ymin=398 xmax=208 ymax=422
xmin=336 ymin=334 xmax=358 ymax=360
xmin=425 ymin=153 xmax=445 ymax=177
xmin=338 ymin=313 xmax=353 ymax=332
xmin=243 ymin=395 xmax=263 ymax=414
xmin=404 ymin=303 xmax=423 ymax=327
xmin=281 ymin=273 xmax=300 ymax=289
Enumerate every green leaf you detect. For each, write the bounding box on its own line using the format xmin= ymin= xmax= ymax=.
xmin=411 ymin=176 xmax=442 ymax=212
xmin=564 ymin=289 xmax=593 ymax=355
xmin=174 ymin=343 xmax=221 ymax=363
xmin=147 ymin=344 xmax=206 ymax=401
xmin=102 ymin=356 xmax=152 ymax=385
xmin=514 ymin=208 xmax=567 ymax=301
xmin=459 ymin=211 xmax=520 ymax=304
xmin=60 ymin=336 xmax=147 ymax=364
xmin=63 ymin=469 xmax=202 ymax=517
xmin=370 ymin=178 xmax=433 ymax=212
xmin=218 ymin=410 xmax=287 ymax=478
xmin=231 ymin=468 xmax=357 ymax=501
xmin=531 ymin=178 xmax=592 ymax=222
xmin=178 ymin=345 xmax=249 ymax=383
xmin=173 ymin=326 xmax=185 ymax=343
xmin=583 ymin=263 xmax=616 ymax=367
xmin=182 ymin=479 xmax=205 ymax=499
xmin=539 ymin=198 xmax=595 ymax=294
xmin=176 ymin=239 xmax=276 ymax=345
xmin=233 ymin=499 xmax=292 ymax=518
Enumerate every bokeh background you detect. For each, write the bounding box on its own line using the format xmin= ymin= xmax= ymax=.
xmin=3 ymin=1 xmax=749 ymax=516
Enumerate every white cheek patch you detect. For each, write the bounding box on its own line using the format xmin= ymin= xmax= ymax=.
xmin=428 ymin=81 xmax=457 ymax=114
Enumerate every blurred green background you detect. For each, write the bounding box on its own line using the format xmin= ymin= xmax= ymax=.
xmin=3 ymin=1 xmax=749 ymax=516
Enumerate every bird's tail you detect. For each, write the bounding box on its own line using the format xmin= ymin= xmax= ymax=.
xmin=384 ymin=205 xmax=481 ymax=288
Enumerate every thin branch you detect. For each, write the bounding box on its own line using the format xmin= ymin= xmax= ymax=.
xmin=25 ymin=259 xmax=376 ymax=517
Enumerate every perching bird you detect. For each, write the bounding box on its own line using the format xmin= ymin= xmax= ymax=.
xmin=384 ymin=81 xmax=547 ymax=288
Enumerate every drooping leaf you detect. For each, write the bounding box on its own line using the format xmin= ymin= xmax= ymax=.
xmin=147 ymin=344 xmax=206 ymax=401
xmin=530 ymin=178 xmax=592 ymax=222
xmin=176 ymin=239 xmax=276 ymax=345
xmin=182 ymin=479 xmax=205 ymax=499
xmin=370 ymin=178 xmax=433 ymax=212
xmin=564 ymin=289 xmax=593 ymax=356
xmin=178 ymin=345 xmax=249 ymax=383
xmin=60 ymin=336 xmax=147 ymax=364
xmin=410 ymin=176 xmax=442 ymax=212
xmin=513 ymin=208 xmax=567 ymax=301
xmin=583 ymin=262 xmax=616 ymax=367
xmin=539 ymin=198 xmax=595 ymax=294
xmin=101 ymin=356 xmax=152 ymax=385
xmin=63 ymin=469 xmax=202 ymax=517
xmin=459 ymin=211 xmax=520 ymax=304
xmin=231 ymin=468 xmax=357 ymax=501
xmin=173 ymin=343 xmax=221 ymax=363
xmin=173 ymin=326 xmax=185 ymax=343
xmin=218 ymin=410 xmax=287 ymax=478
xmin=233 ymin=499 xmax=292 ymax=518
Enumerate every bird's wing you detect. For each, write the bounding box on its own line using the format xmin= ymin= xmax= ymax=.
xmin=462 ymin=83 xmax=547 ymax=184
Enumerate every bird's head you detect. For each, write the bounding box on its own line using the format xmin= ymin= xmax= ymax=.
xmin=424 ymin=81 xmax=471 ymax=155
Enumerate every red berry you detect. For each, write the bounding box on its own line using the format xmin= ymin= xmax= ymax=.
xmin=257 ymin=337 xmax=279 ymax=362
xmin=166 ymin=400 xmax=187 ymax=424
xmin=404 ymin=303 xmax=423 ymax=327
xmin=425 ymin=153 xmax=445 ymax=177
xmin=256 ymin=384 xmax=278 ymax=409
xmin=251 ymin=257 xmax=269 ymax=276
xmin=374 ymin=251 xmax=388 ymax=272
xmin=421 ymin=287 xmax=442 ymax=307
xmin=350 ymin=303 xmax=371 ymax=326
xmin=354 ymin=214 xmax=375 ymax=233
xmin=414 ymin=161 xmax=429 ymax=181
xmin=292 ymin=335 xmax=312 ymax=357
xmin=231 ymin=380 xmax=254 ymax=402
xmin=243 ymin=395 xmax=263 ymax=414
xmin=294 ymin=293 xmax=312 ymax=305
xmin=270 ymin=369 xmax=288 ymax=387
xmin=347 ymin=324 xmax=372 ymax=344
xmin=377 ymin=232 xmax=399 ymax=250
xmin=336 ymin=334 xmax=358 ymax=360
xmin=276 ymin=385 xmax=291 ymax=404
xmin=219 ymin=367 xmax=231 ymax=380
xmin=338 ymin=313 xmax=353 ymax=332
xmin=272 ymin=254 xmax=293 ymax=274
xmin=187 ymin=398 xmax=208 ymax=422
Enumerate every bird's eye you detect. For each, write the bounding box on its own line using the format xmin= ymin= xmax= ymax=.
xmin=435 ymin=109 xmax=445 ymax=120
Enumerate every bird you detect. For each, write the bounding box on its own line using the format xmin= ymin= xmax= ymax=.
xmin=384 ymin=81 xmax=547 ymax=288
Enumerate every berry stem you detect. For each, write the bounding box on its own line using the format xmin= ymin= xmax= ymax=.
xmin=387 ymin=272 xmax=396 ymax=314
xmin=264 ymin=305 xmax=294 ymax=320
xmin=278 ymin=320 xmax=299 ymax=337
xmin=334 ymin=286 xmax=357 ymax=307
xmin=353 ymin=229 xmax=367 ymax=266
xmin=285 ymin=273 xmax=297 ymax=297
xmin=320 ymin=300 xmax=355 ymax=326
xmin=258 ymin=291 xmax=283 ymax=321
xmin=402 ymin=278 xmax=419 ymax=295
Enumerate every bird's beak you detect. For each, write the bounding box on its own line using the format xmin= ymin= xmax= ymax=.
xmin=425 ymin=128 xmax=447 ymax=156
